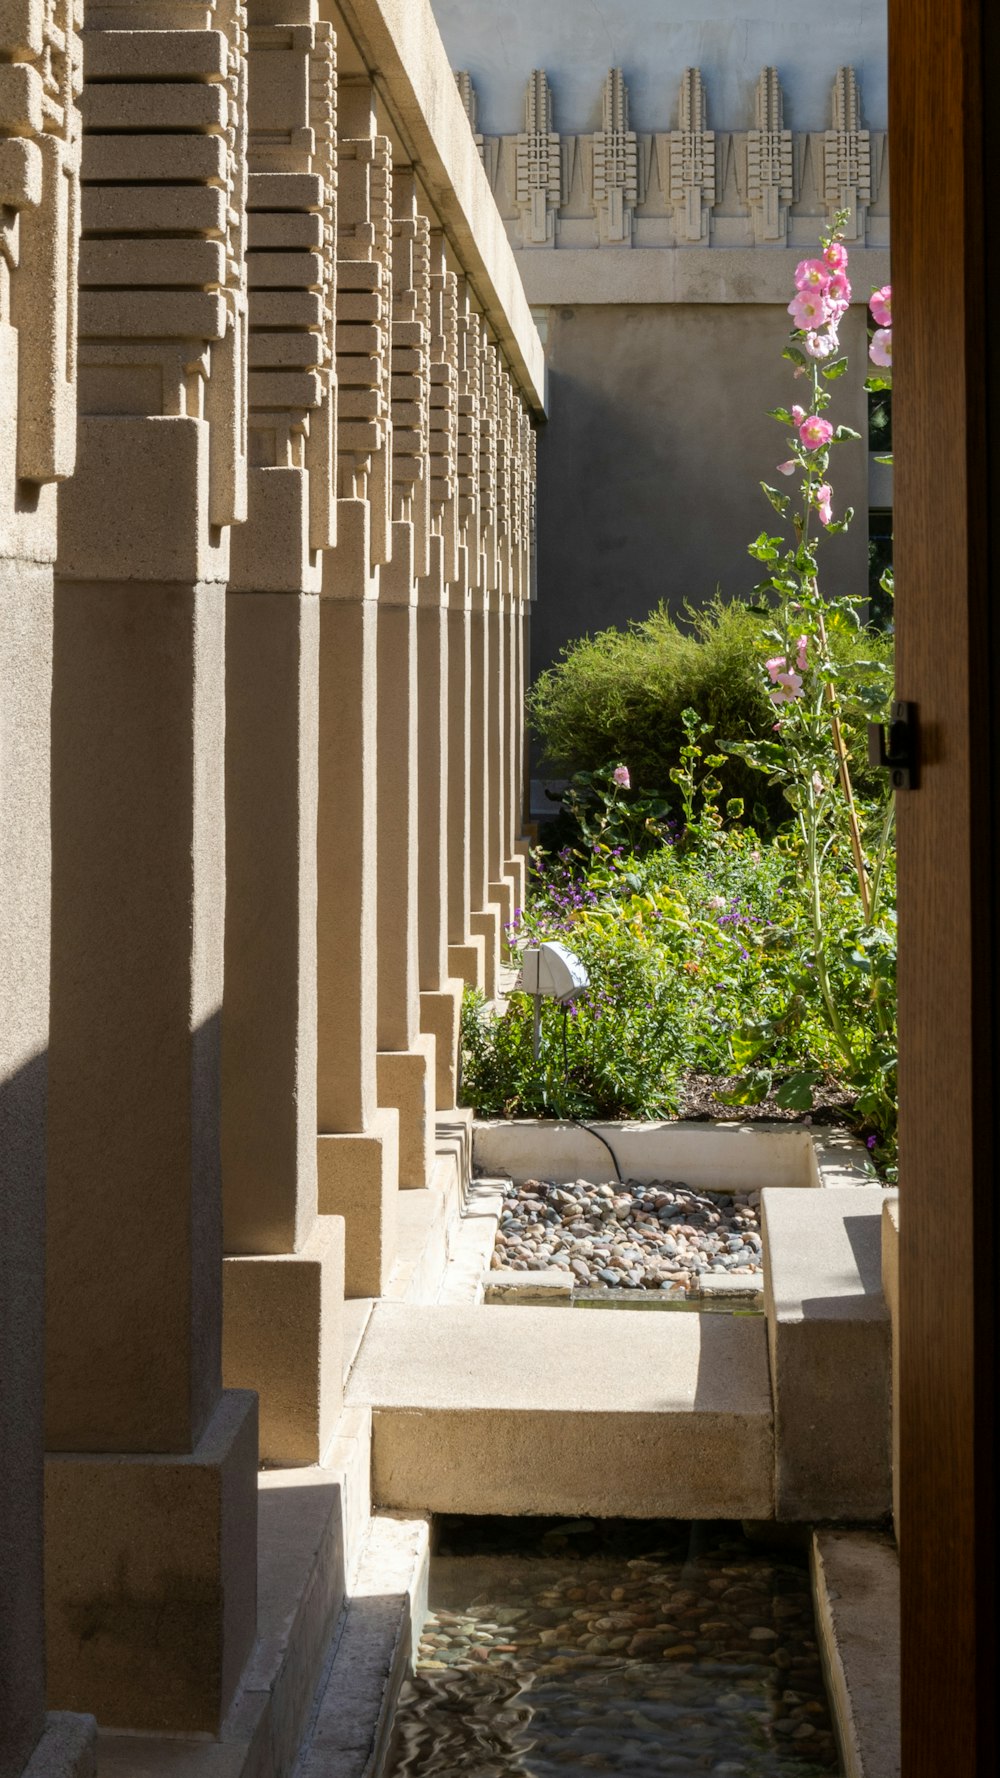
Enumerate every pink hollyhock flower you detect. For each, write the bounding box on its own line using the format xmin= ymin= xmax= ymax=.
xmin=796 ymin=635 xmax=809 ymax=671
xmin=776 ymin=460 xmax=796 ymax=476
xmin=803 ymin=328 xmax=839 ymax=360
xmin=870 ymin=284 xmax=892 ymax=326
xmin=791 ymin=404 xmax=806 ymax=426
xmin=798 ymin=415 xmax=834 ymax=450
xmin=769 ymin=670 xmax=804 ymax=706
xmin=824 ymin=240 xmax=849 ymax=271
xmin=788 ymin=289 xmax=829 ymax=330
xmin=765 ymin=656 xmax=787 ymax=683
xmin=795 ymin=258 xmax=831 ymax=292
xmin=612 ymin=764 xmax=631 ymax=789
xmin=869 ymin=327 xmax=892 ymax=368
xmin=815 ymin=483 xmax=834 ymax=526
xmin=827 ymin=271 xmax=852 ymax=304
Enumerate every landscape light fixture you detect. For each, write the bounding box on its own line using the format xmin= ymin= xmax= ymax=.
xmin=517 ymin=940 xmax=590 ymax=1058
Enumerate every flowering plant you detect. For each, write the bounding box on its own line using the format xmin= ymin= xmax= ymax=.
xmin=727 ymin=216 xmax=897 ymax=1143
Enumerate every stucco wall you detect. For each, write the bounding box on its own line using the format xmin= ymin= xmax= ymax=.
xmin=533 ymin=301 xmax=871 ymax=677
xmin=430 ymin=0 xmax=887 ymax=133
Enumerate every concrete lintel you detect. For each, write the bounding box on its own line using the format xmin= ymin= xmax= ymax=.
xmin=333 ymin=0 xmax=545 ymax=415
xmin=517 ymin=246 xmax=892 ymax=308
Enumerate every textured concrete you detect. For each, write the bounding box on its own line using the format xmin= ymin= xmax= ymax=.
xmin=223 ymin=592 xmax=320 ymax=1258
xmin=812 ymin=1530 xmax=900 ymax=1778
xmin=0 ymin=563 xmax=51 ymax=1778
xmin=223 ymin=1218 xmax=345 ymax=1467
xmin=347 ymin=1301 xmax=774 ymax=1517
xmin=472 ymin=1117 xmax=876 ymax=1191
xmin=47 ymin=581 xmax=227 ymax=1455
xmin=517 ymin=246 xmax=893 ymax=307
xmin=763 ymin=1187 xmax=891 ymax=1520
xmin=19 ymin=1716 xmax=97 ymax=1778
xmin=95 ymin=1417 xmax=373 ymax=1778
xmin=532 ymin=303 xmax=872 ymax=681
xmin=45 ymin=1392 xmax=258 ymax=1734
xmin=318 ymin=1110 xmax=400 ymax=1297
xmin=299 ymin=1514 xmax=430 ymax=1778
xmin=378 ymin=1039 xmax=437 ymax=1189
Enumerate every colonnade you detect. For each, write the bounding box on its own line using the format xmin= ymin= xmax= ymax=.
xmin=0 ymin=0 xmax=541 ymax=1764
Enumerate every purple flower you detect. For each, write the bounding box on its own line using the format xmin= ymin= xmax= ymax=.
xmin=866 ymin=1135 xmax=877 ymax=1151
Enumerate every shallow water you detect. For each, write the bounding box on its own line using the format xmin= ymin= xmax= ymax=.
xmin=384 ymin=1520 xmax=840 ymax=1778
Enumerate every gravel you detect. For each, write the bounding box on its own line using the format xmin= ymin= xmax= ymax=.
xmin=490 ymin=1176 xmax=763 ymax=1295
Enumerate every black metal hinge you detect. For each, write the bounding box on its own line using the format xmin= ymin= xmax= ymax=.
xmin=868 ymin=700 xmax=919 ymax=790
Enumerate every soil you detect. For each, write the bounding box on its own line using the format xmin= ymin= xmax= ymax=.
xmin=677 ymin=1071 xmax=857 ymax=1127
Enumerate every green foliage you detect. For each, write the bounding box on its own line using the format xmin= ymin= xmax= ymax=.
xmin=527 ymin=597 xmax=892 ymax=831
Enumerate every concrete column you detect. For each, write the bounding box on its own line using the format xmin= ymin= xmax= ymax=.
xmin=316 ymin=77 xmax=400 ymax=1296
xmin=375 ymin=524 xmax=436 ymax=1188
xmin=504 ymin=578 xmax=527 ymax=913
xmin=468 ymin=581 xmax=501 ymax=996
xmin=417 ymin=536 xmax=465 ymax=1107
xmin=1 ymin=9 xmax=97 ymax=1766
xmin=218 ymin=1 xmax=345 ymax=1470
xmin=446 ymin=558 xmax=485 ymax=991
xmin=317 ymin=505 xmax=399 ymax=1296
xmin=43 ymin=9 xmax=257 ymax=1733
xmin=486 ymin=580 xmax=514 ymax=943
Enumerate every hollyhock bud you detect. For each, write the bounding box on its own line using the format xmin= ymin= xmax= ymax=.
xmin=612 ymin=764 xmax=631 ymax=789
xmin=798 ymin=415 xmax=834 ymax=450
xmin=803 ymin=328 xmax=839 ymax=360
xmin=870 ymin=284 xmax=892 ymax=327
xmin=796 ymin=635 xmax=809 ymax=671
xmin=776 ymin=460 xmax=796 ymax=476
xmin=791 ymin=405 xmax=806 ymax=426
xmin=815 ymin=483 xmax=834 ymax=526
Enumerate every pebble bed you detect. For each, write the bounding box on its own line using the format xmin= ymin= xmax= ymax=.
xmin=385 ymin=1520 xmax=839 ymax=1777
xmin=489 ymin=1178 xmax=764 ymax=1295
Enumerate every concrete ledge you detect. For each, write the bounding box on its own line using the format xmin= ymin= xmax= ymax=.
xmin=811 ymin=1530 xmax=900 ymax=1778
xmin=21 ymin=1715 xmax=97 ymax=1778
xmin=764 ymin=1188 xmax=891 ymax=1521
xmin=378 ymin=1038 xmax=436 ymax=1189
xmin=299 ymin=1514 xmax=430 ymax=1778
xmin=516 ymin=245 xmax=892 ymax=308
xmin=472 ymin=1118 xmax=876 ymax=1191
xmin=483 ymin=1266 xmax=572 ymax=1305
xmin=346 ymin=1301 xmax=774 ymax=1518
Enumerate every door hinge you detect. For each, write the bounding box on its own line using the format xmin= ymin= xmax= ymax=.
xmin=868 ymin=700 xmax=919 ymax=790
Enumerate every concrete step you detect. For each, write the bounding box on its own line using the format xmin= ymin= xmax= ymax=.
xmin=345 ymin=1301 xmax=774 ymax=1519
xmin=763 ymin=1186 xmax=892 ymax=1519
xmin=811 ymin=1529 xmax=900 ymax=1778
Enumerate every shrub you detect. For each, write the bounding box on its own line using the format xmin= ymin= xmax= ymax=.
xmin=527 ymin=596 xmax=892 ymax=829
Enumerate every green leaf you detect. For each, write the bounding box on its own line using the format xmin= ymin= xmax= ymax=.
xmin=774 ymin=1070 xmax=823 ymax=1111
xmin=783 ymin=346 xmax=808 ymax=367
xmin=821 ymin=357 xmax=849 ymax=380
xmin=761 ymin=482 xmax=791 ymax=517
xmin=834 ymin=424 xmax=863 ymax=442
xmin=766 ymin=406 xmax=794 ymax=424
xmin=717 ymin=1069 xmax=774 ymax=1106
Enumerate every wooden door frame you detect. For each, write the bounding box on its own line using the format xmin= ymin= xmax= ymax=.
xmin=892 ymin=0 xmax=997 ymax=1769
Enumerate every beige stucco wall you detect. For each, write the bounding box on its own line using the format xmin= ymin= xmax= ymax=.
xmin=532 ymin=300 xmax=872 ymax=678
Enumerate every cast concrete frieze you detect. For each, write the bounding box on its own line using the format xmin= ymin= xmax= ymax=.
xmin=1 ymin=0 xmax=82 ymax=555
xmin=390 ymin=194 xmax=430 ymax=553
xmin=428 ymin=242 xmax=458 ymax=580
xmin=463 ymin=63 xmax=888 ymax=259
xmin=455 ymin=281 xmax=481 ymax=562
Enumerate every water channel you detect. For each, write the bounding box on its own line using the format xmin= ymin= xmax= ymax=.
xmin=384 ymin=1518 xmax=840 ymax=1778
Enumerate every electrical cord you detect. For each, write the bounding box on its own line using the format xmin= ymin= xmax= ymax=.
xmin=560 ymin=1004 xmax=624 ymax=1183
